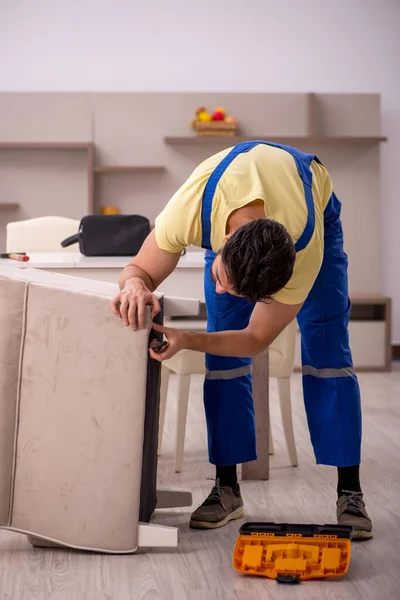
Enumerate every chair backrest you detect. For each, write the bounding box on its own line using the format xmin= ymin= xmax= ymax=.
xmin=6 ymin=216 xmax=80 ymax=253
xmin=269 ymin=318 xmax=298 ymax=379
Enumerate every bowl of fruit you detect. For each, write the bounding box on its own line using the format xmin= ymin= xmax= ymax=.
xmin=191 ymin=107 xmax=238 ymax=137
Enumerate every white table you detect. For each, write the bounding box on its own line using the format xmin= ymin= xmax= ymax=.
xmin=0 ymin=252 xmax=206 ymax=300
xmin=0 ymin=251 xmax=269 ymax=480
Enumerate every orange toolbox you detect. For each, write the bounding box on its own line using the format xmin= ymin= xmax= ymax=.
xmin=233 ymin=522 xmax=353 ymax=584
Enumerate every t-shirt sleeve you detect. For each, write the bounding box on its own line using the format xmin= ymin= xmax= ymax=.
xmin=272 ymin=234 xmax=324 ymax=305
xmin=154 ymin=166 xmax=209 ymax=253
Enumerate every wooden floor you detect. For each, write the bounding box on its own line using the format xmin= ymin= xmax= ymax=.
xmin=1 ymin=366 xmax=400 ymax=600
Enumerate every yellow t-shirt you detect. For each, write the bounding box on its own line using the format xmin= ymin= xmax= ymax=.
xmin=155 ymin=144 xmax=333 ymax=305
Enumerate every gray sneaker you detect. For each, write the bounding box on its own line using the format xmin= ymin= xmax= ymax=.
xmin=189 ymin=479 xmax=244 ymax=529
xmin=337 ymin=491 xmax=373 ymax=540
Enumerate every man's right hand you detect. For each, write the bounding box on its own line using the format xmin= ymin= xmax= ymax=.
xmin=110 ymin=230 xmax=183 ymax=330
xmin=111 ymin=277 xmax=161 ymax=330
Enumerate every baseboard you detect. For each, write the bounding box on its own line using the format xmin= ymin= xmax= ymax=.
xmin=392 ymin=344 xmax=400 ymax=360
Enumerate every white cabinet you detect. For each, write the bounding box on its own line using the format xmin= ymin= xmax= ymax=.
xmin=295 ymin=321 xmax=387 ymax=371
xmin=295 ymin=295 xmax=391 ymax=372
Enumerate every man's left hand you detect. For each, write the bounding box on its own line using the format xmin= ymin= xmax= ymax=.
xmin=149 ymin=322 xmax=185 ymax=362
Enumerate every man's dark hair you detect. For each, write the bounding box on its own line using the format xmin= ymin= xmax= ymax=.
xmin=221 ymin=218 xmax=296 ymax=303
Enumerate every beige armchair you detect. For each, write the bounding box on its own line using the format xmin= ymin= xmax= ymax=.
xmin=0 ymin=267 xmax=195 ymax=553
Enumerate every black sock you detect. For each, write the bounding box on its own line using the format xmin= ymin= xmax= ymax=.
xmin=216 ymin=465 xmax=237 ymax=489
xmin=337 ymin=465 xmax=361 ymax=496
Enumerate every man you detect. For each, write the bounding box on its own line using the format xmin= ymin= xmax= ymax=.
xmin=111 ymin=140 xmax=372 ymax=539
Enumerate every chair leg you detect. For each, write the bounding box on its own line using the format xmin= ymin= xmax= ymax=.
xmin=158 ymin=366 xmax=170 ymax=455
xmin=175 ymin=374 xmax=191 ymax=473
xmin=269 ymin=416 xmax=274 ymax=455
xmin=277 ymin=377 xmax=298 ymax=467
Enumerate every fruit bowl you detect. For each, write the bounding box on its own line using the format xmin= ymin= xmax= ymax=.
xmin=191 ymin=107 xmax=239 ymax=137
xmin=194 ymin=121 xmax=238 ymax=137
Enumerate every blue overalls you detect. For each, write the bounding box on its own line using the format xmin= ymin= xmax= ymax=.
xmin=202 ymin=141 xmax=362 ymax=468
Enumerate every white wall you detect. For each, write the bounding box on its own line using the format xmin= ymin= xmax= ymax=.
xmin=1 ymin=0 xmax=399 ymax=342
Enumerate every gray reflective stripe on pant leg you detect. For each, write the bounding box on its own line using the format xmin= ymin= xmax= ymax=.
xmin=302 ymin=365 xmax=356 ymax=378
xmin=205 ymin=364 xmax=252 ymax=380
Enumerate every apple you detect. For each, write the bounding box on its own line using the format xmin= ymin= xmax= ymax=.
xmin=212 ymin=111 xmax=225 ymax=121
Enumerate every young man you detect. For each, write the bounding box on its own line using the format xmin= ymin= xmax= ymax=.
xmin=111 ymin=140 xmax=372 ymax=540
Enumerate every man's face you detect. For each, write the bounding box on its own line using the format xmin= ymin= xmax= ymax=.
xmin=210 ymin=253 xmax=239 ymax=296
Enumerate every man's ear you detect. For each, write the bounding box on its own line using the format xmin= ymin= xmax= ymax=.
xmin=222 ymin=234 xmax=231 ymax=246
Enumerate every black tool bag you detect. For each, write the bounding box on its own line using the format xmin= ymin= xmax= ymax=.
xmin=61 ymin=215 xmax=151 ymax=256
